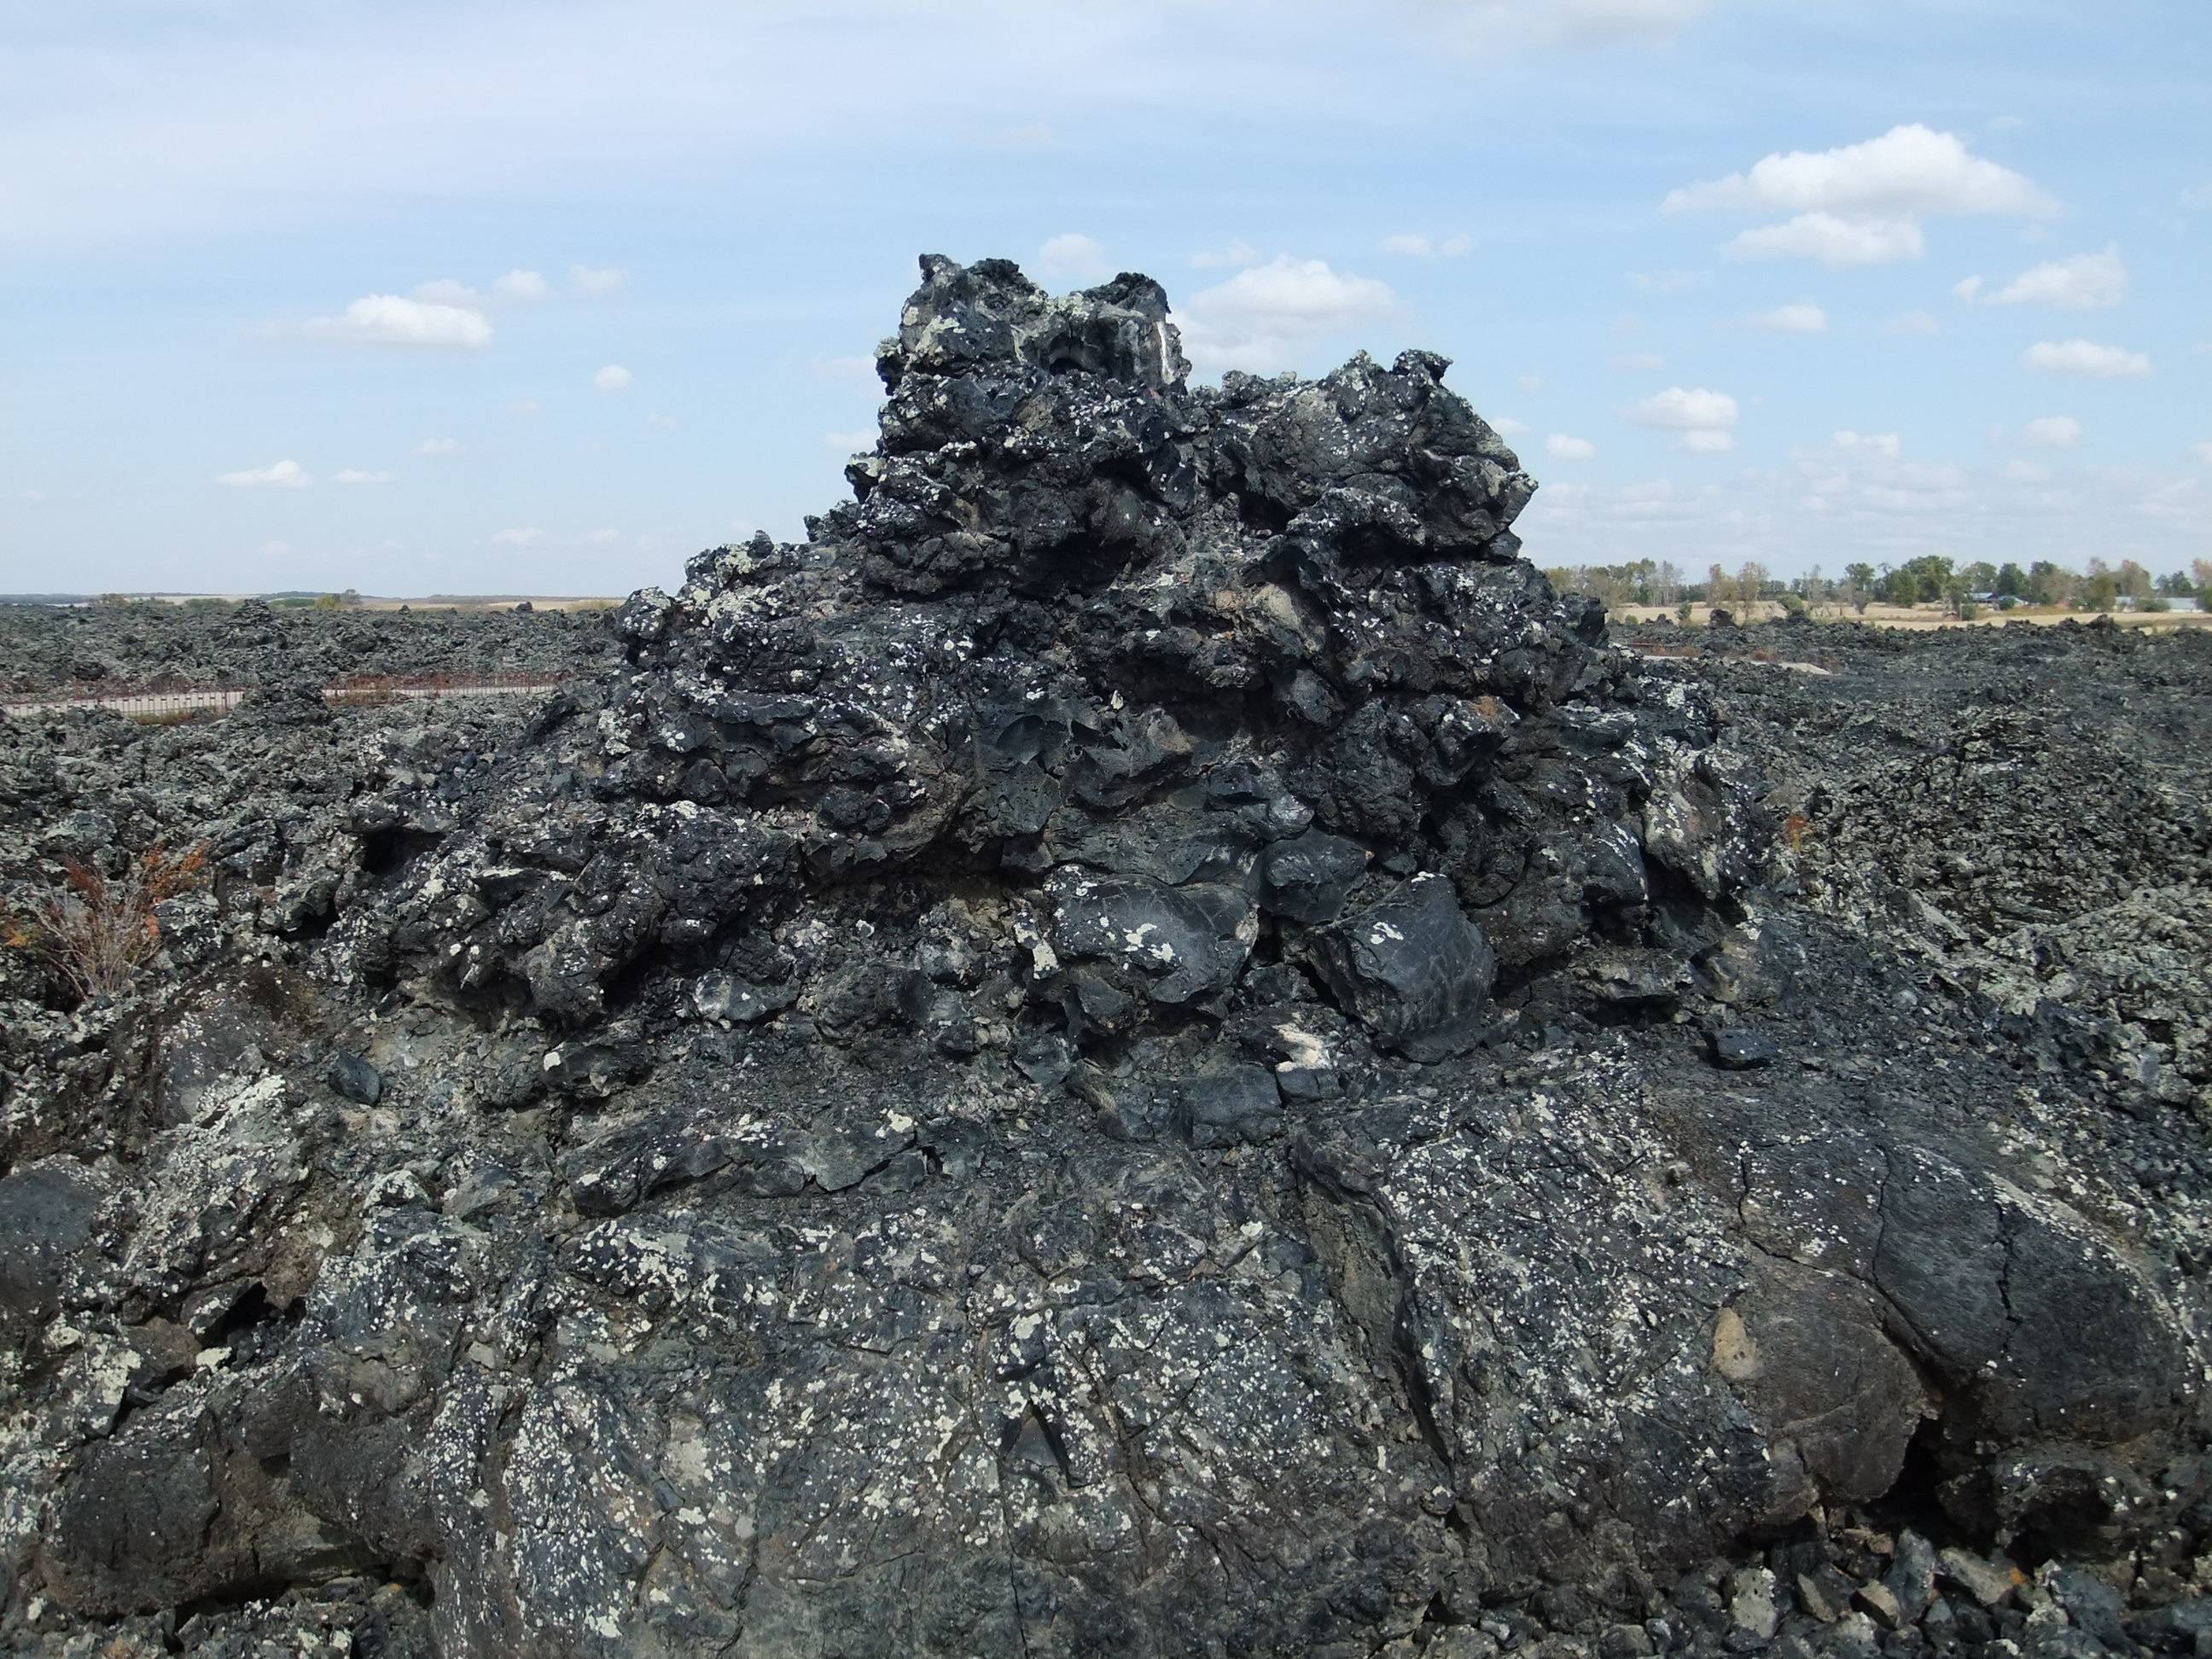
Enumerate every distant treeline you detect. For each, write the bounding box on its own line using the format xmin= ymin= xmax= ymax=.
xmin=1542 ymin=556 xmax=2212 ymax=616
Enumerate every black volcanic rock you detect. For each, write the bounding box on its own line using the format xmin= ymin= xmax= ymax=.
xmin=5 ymin=258 xmax=2210 ymax=1659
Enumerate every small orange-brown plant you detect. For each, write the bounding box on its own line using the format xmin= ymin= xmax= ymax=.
xmin=1781 ymin=812 xmax=1813 ymax=855
xmin=3 ymin=842 xmax=209 ymax=1002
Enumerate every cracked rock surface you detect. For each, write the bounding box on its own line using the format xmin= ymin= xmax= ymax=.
xmin=5 ymin=260 xmax=2212 ymax=1657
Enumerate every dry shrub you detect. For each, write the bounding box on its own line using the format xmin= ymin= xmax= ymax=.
xmin=3 ymin=843 xmax=209 ymax=1001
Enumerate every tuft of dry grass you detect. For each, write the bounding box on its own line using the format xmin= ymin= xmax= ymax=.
xmin=3 ymin=842 xmax=209 ymax=1001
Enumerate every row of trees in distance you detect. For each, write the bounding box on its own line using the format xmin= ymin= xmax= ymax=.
xmin=1540 ymin=556 xmax=2212 ymax=617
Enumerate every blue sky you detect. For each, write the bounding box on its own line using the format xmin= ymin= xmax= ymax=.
xmin=3 ymin=0 xmax=2207 ymax=596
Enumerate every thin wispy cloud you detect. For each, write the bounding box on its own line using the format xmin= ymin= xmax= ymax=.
xmin=216 ymin=459 xmax=310 ymax=488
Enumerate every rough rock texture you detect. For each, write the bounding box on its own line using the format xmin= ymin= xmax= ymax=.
xmin=0 ymin=597 xmax=616 ymax=696
xmin=5 ymin=261 xmax=2212 ymax=1657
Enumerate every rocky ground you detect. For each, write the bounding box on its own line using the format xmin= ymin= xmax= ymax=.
xmin=0 ymin=599 xmax=618 ymax=696
xmin=2 ymin=259 xmax=2209 ymax=1658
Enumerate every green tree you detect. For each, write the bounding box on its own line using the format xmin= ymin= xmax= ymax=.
xmin=1994 ymin=562 xmax=2029 ymax=598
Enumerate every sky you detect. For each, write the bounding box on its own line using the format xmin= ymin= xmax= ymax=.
xmin=2 ymin=0 xmax=2207 ymax=597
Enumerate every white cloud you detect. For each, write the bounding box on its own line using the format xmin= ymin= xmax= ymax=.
xmin=1487 ymin=416 xmax=1528 ymax=438
xmin=1173 ymin=255 xmax=1400 ymax=374
xmin=1673 ymin=125 xmax=2052 ymax=270
xmin=411 ymin=278 xmax=481 ymax=306
xmin=1627 ymin=387 xmax=1738 ymax=430
xmin=1034 ymin=233 xmax=1111 ymax=284
xmin=1547 ymin=434 xmax=1597 ymax=462
xmin=1516 ymin=372 xmax=1543 ymax=393
xmin=1883 ymin=310 xmax=1941 ymax=335
xmin=1190 ymin=240 xmax=1260 ymax=270
xmin=1610 ymin=352 xmax=1665 ymax=371
xmin=20 ymin=488 xmax=47 ymax=503
xmin=1952 ymin=276 xmax=1983 ymax=300
xmin=584 ymin=527 xmax=624 ymax=544
xmin=646 ymin=411 xmax=680 ymax=430
xmin=823 ymin=429 xmax=875 ymax=450
xmin=2003 ymin=458 xmax=2048 ymax=483
xmin=1751 ymin=301 xmax=1827 ymax=334
xmin=1626 ymin=387 xmax=1738 ymax=453
xmin=492 ymin=268 xmax=552 ymax=302
xmin=1665 ymin=124 xmax=2055 ymax=218
xmin=216 ymin=458 xmax=310 ymax=488
xmin=1833 ymin=431 xmax=1901 ymax=457
xmin=2022 ymin=340 xmax=2151 ymax=377
xmin=2023 ymin=416 xmax=2082 ymax=448
xmin=507 ymin=398 xmax=543 ymax=416
xmin=1379 ymin=232 xmax=1471 ymax=258
xmin=335 ymin=467 xmax=393 ymax=484
xmin=2189 ymin=441 xmax=2212 ymax=465
xmin=414 ymin=437 xmax=461 ymax=457
xmin=489 ymin=527 xmax=544 ymax=547
xmin=571 ymin=265 xmax=627 ymax=296
xmin=260 ymin=539 xmax=294 ymax=556
xmin=1726 ymin=212 xmax=1924 ymax=266
xmin=309 ymin=294 xmax=492 ymax=348
xmin=1984 ymin=246 xmax=2126 ymax=309
xmin=591 ymin=364 xmax=632 ymax=393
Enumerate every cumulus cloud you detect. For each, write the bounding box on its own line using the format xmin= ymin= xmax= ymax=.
xmin=1726 ymin=212 xmax=1924 ymax=266
xmin=309 ymin=294 xmax=492 ymax=348
xmin=507 ymin=398 xmax=544 ymax=416
xmin=1034 ymin=233 xmax=1111 ymax=283
xmin=571 ymin=265 xmax=627 ymax=296
xmin=591 ymin=364 xmax=632 ymax=393
xmin=1666 ymin=125 xmax=2054 ymax=218
xmin=216 ymin=458 xmax=309 ymax=488
xmin=1670 ymin=125 xmax=2052 ymax=268
xmin=492 ymin=268 xmax=552 ymax=302
xmin=1547 ymin=434 xmax=1597 ymax=461
xmin=489 ymin=527 xmax=544 ymax=547
xmin=1751 ymin=301 xmax=1827 ymax=334
xmin=335 ymin=468 xmax=393 ymax=484
xmin=1173 ymin=255 xmax=1400 ymax=375
xmin=2023 ymin=416 xmax=2082 ymax=448
xmin=1190 ymin=240 xmax=1260 ymax=270
xmin=1491 ymin=416 xmax=1529 ymax=436
xmin=1379 ymin=232 xmax=1471 ymax=258
xmin=1979 ymin=246 xmax=2127 ymax=309
xmin=1626 ymin=387 xmax=1738 ymax=451
xmin=414 ymin=437 xmax=461 ymax=457
xmin=2022 ymin=340 xmax=2151 ymax=377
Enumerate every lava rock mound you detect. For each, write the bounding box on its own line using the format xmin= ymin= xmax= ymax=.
xmin=9 ymin=257 xmax=2207 ymax=1659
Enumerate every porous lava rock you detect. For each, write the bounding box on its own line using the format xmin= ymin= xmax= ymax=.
xmin=7 ymin=258 xmax=2209 ymax=1658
